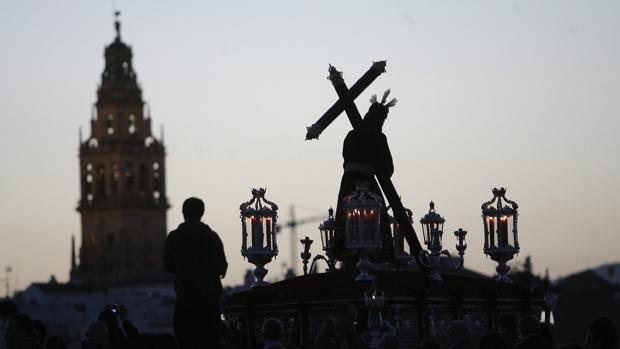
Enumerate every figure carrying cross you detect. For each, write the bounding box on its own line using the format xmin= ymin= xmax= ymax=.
xmin=333 ymin=91 xmax=398 ymax=262
xmin=306 ymin=61 xmax=427 ymax=272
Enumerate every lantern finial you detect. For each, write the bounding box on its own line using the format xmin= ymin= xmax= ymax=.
xmin=492 ymin=187 xmax=507 ymax=198
xmin=429 ymin=201 xmax=435 ymax=211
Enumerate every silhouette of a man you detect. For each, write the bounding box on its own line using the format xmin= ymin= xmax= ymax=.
xmin=163 ymin=197 xmax=228 ymax=349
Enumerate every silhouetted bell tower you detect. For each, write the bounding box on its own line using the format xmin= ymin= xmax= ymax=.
xmin=74 ymin=13 xmax=169 ymax=286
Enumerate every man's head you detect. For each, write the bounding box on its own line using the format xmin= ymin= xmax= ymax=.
xmin=98 ymin=308 xmax=119 ymax=330
xmin=363 ymin=90 xmax=397 ymax=130
xmin=518 ymin=314 xmax=541 ymax=338
xmin=447 ymin=320 xmax=470 ymax=345
xmin=0 ymin=300 xmax=17 ymax=322
xmin=5 ymin=313 xmax=33 ymax=348
xmin=587 ymin=317 xmax=618 ymax=348
xmin=262 ymin=318 xmax=283 ymax=342
xmin=479 ymin=332 xmax=506 ymax=349
xmin=363 ymin=103 xmax=389 ymax=129
xmin=182 ymin=197 xmax=205 ymax=221
xmin=32 ymin=319 xmax=46 ymax=344
xmin=497 ymin=313 xmax=518 ymax=334
xmin=331 ymin=301 xmax=358 ymax=335
xmin=379 ymin=333 xmax=399 ymax=349
xmin=45 ymin=335 xmax=67 ymax=349
xmin=85 ymin=321 xmax=109 ymax=349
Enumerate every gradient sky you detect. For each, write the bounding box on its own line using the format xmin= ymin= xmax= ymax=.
xmin=1 ymin=1 xmax=619 ymax=295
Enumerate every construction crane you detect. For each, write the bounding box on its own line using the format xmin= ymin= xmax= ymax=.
xmin=276 ymin=205 xmax=326 ymax=274
xmin=2 ymin=266 xmax=12 ymax=299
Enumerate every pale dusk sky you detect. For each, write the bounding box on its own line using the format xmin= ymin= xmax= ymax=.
xmin=0 ymin=1 xmax=619 ymax=294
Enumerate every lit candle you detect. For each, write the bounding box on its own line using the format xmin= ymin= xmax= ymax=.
xmin=498 ymin=216 xmax=509 ymax=247
xmin=265 ymin=217 xmax=272 ymax=249
xmin=251 ymin=216 xmax=257 ymax=248
xmin=258 ymin=217 xmax=264 ymax=248
xmin=488 ymin=217 xmax=495 ymax=247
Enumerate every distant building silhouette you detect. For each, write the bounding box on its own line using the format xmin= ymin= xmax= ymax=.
xmin=73 ymin=14 xmax=168 ymax=286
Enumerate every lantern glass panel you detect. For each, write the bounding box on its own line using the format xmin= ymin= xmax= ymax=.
xmin=346 ymin=208 xmax=359 ymax=245
xmin=495 ymin=215 xmax=512 ymax=248
xmin=486 ymin=216 xmax=496 ymax=247
xmin=320 ymin=226 xmax=327 ymax=250
xmin=430 ymin=229 xmax=443 ymax=248
xmin=422 ymin=224 xmax=430 ymax=245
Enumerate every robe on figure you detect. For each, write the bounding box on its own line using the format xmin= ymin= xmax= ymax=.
xmin=334 ymin=96 xmax=397 ymax=263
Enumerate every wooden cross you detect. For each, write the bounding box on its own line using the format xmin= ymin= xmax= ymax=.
xmin=306 ymin=62 xmax=427 ymax=271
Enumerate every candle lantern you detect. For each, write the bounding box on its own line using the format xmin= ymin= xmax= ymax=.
xmin=343 ymin=182 xmax=384 ymax=282
xmin=389 ymin=206 xmax=414 ymax=265
xmin=481 ymin=187 xmax=519 ymax=283
xmin=239 ymin=188 xmax=279 ymax=287
xmin=318 ymin=208 xmax=337 ymax=271
xmin=418 ymin=202 xmax=467 ymax=281
xmin=420 ymin=201 xmax=445 ymax=249
xmin=365 ymin=288 xmax=385 ymax=349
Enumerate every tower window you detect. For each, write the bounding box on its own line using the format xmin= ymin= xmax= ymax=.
xmin=153 ymin=191 xmax=160 ymax=202
xmin=125 ymin=162 xmax=135 ymax=191
xmin=86 ymin=163 xmax=93 ymax=172
xmin=145 ymin=137 xmax=154 ymax=147
xmin=107 ymin=115 xmax=114 ymax=135
xmin=82 ymin=174 xmax=92 ymax=198
xmin=138 ymin=163 xmax=148 ymax=191
xmin=128 ymin=115 xmax=136 ymax=134
xmin=87 ymin=194 xmax=93 ymax=203
xmin=110 ymin=163 xmax=119 ymax=194
xmin=96 ymin=165 xmax=106 ymax=197
xmin=88 ymin=139 xmax=98 ymax=148
xmin=152 ymin=162 xmax=159 ymax=170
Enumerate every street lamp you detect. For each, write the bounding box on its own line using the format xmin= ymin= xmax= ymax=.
xmin=240 ymin=188 xmax=279 ymax=287
xmin=481 ymin=187 xmax=519 ymax=283
xmin=343 ymin=182 xmax=384 ymax=282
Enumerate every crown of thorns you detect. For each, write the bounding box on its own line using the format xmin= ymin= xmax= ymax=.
xmin=369 ymin=89 xmax=397 ymax=108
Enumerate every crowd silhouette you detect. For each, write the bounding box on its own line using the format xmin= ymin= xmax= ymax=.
xmin=2 ymin=298 xmax=618 ymax=349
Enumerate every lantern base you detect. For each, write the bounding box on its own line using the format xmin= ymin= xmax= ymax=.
xmin=428 ymin=269 xmax=443 ymax=282
xmin=355 ymin=256 xmax=375 ymax=282
xmin=495 ymin=261 xmax=512 ymax=283
xmin=251 ymin=261 xmax=269 ymax=287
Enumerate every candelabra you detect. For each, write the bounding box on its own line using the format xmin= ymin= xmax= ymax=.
xmin=418 ymin=202 xmax=467 ymax=281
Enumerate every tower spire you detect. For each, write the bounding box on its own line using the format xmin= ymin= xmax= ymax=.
xmin=114 ymin=10 xmax=121 ymax=40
